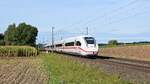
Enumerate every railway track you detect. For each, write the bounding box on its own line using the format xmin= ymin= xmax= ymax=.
xmin=95 ymin=56 xmax=150 ymax=73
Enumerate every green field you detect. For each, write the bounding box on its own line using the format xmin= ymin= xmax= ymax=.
xmin=41 ymin=53 xmax=130 ymax=84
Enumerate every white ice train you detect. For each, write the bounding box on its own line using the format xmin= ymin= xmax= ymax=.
xmin=48 ymin=36 xmax=99 ymax=56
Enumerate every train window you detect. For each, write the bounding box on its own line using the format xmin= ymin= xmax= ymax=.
xmin=65 ymin=42 xmax=74 ymax=46
xmin=56 ymin=44 xmax=62 ymax=47
xmin=76 ymin=41 xmax=81 ymax=46
xmin=84 ymin=37 xmax=95 ymax=44
xmin=50 ymin=45 xmax=54 ymax=48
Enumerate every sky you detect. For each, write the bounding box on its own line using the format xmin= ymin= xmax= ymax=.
xmin=0 ymin=0 xmax=150 ymax=43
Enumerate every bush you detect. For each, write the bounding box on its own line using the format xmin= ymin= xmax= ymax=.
xmin=108 ymin=40 xmax=118 ymax=45
xmin=0 ymin=46 xmax=38 ymax=57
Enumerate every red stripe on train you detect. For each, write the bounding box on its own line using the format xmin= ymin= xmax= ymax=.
xmin=56 ymin=46 xmax=97 ymax=53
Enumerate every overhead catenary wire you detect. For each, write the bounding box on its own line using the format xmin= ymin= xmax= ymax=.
xmin=55 ymin=0 xmax=150 ymax=41
xmin=108 ymin=8 xmax=150 ymax=25
xmin=60 ymin=0 xmax=140 ymax=30
xmin=77 ymin=0 xmax=141 ymax=28
xmin=108 ymin=4 xmax=150 ymax=25
xmin=71 ymin=1 xmax=150 ymax=34
xmin=56 ymin=0 xmax=141 ymax=38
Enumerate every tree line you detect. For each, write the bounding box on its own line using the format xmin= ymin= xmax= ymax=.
xmin=0 ymin=22 xmax=38 ymax=46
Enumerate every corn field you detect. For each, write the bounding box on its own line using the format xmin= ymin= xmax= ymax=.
xmin=0 ymin=46 xmax=38 ymax=57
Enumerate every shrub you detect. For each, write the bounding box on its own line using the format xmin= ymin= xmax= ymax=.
xmin=108 ymin=40 xmax=118 ymax=45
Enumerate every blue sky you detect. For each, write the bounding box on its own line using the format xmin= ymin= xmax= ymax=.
xmin=0 ymin=0 xmax=150 ymax=43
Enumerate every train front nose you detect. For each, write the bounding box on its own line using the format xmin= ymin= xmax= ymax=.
xmin=86 ymin=44 xmax=98 ymax=56
xmin=87 ymin=44 xmax=95 ymax=48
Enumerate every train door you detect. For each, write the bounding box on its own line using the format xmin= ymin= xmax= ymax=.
xmin=75 ymin=41 xmax=82 ymax=55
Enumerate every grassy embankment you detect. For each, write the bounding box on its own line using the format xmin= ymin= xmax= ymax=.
xmin=41 ymin=53 xmax=130 ymax=84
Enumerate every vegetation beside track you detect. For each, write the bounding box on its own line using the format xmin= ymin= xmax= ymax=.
xmin=0 ymin=46 xmax=38 ymax=57
xmin=41 ymin=53 xmax=130 ymax=84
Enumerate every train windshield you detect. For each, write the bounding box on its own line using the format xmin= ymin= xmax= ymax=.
xmin=84 ymin=37 xmax=95 ymax=44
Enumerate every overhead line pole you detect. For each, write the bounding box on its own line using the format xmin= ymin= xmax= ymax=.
xmin=52 ymin=27 xmax=55 ymax=50
xmin=86 ymin=27 xmax=88 ymax=35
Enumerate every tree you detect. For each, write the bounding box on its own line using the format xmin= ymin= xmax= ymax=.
xmin=0 ymin=33 xmax=5 ymax=45
xmin=4 ymin=23 xmax=38 ymax=46
xmin=16 ymin=23 xmax=38 ymax=46
xmin=0 ymin=34 xmax=4 ymax=39
xmin=108 ymin=40 xmax=118 ymax=45
xmin=4 ymin=24 xmax=17 ymax=45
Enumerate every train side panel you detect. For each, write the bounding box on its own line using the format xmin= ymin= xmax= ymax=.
xmin=47 ymin=36 xmax=99 ymax=56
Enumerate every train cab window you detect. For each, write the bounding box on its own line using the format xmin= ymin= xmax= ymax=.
xmin=65 ymin=42 xmax=74 ymax=46
xmin=76 ymin=41 xmax=81 ymax=46
xmin=84 ymin=37 xmax=95 ymax=44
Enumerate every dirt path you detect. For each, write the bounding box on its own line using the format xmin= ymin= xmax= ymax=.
xmin=0 ymin=57 xmax=48 ymax=84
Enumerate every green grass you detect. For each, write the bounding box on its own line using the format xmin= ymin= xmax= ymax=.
xmin=41 ymin=53 xmax=131 ymax=84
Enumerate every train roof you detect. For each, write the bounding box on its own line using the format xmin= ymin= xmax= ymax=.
xmin=54 ymin=35 xmax=93 ymax=44
xmin=46 ymin=35 xmax=96 ymax=46
xmin=64 ymin=35 xmax=92 ymax=39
